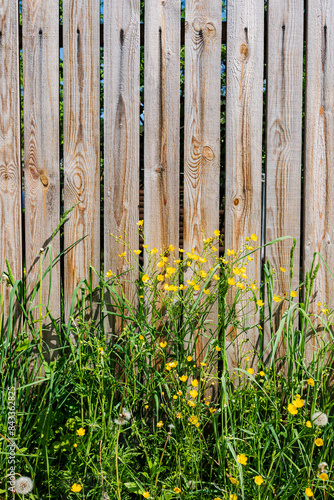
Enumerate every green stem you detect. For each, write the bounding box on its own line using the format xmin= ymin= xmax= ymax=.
xmin=115 ymin=426 xmax=121 ymax=500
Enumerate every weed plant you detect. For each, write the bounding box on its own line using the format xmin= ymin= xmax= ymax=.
xmin=0 ymin=221 xmax=333 ymax=500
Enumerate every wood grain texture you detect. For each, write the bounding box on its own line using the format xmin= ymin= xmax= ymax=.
xmin=63 ymin=0 xmax=100 ymax=323
xmin=225 ymin=0 xmax=264 ymax=368
xmin=264 ymin=0 xmax=303 ymax=353
xmin=303 ymin=1 xmax=334 ymax=359
xmin=184 ymin=0 xmax=221 ymax=365
xmin=0 ymin=0 xmax=22 ymax=300
xmin=144 ymin=0 xmax=180 ymax=255
xmin=23 ymin=0 xmax=60 ymax=355
xmin=104 ymin=0 xmax=140 ymax=336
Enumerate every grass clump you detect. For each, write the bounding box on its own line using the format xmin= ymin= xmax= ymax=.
xmin=0 ymin=223 xmax=333 ymax=499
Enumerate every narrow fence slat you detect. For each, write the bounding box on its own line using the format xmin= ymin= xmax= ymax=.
xmin=104 ymin=0 xmax=140 ymax=335
xmin=63 ymin=0 xmax=100 ymax=323
xmin=144 ymin=0 xmax=180 ymax=256
xmin=184 ymin=1 xmax=221 ymax=363
xmin=264 ymin=0 xmax=303 ymax=353
xmin=0 ymin=0 xmax=22 ymax=330
xmin=23 ymin=0 xmax=60 ymax=354
xmin=225 ymin=0 xmax=264 ymax=368
xmin=304 ymin=2 xmax=334 ymax=359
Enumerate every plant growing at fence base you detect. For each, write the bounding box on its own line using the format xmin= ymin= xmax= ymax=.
xmin=0 ymin=224 xmax=333 ymax=499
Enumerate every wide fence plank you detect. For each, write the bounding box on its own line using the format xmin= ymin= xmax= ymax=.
xmin=23 ymin=0 xmax=60 ymax=355
xmin=0 ymin=0 xmax=22 ymax=330
xmin=184 ymin=0 xmax=221 ymax=364
xmin=304 ymin=1 xmax=334 ymax=359
xmin=225 ymin=0 xmax=264 ymax=368
xmin=63 ymin=0 xmax=100 ymax=324
xmin=104 ymin=0 xmax=140 ymax=336
xmin=144 ymin=0 xmax=180 ymax=255
xmin=264 ymin=0 xmax=303 ymax=356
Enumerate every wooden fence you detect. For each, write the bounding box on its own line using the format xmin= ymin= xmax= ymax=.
xmin=0 ymin=1 xmax=333 ymax=363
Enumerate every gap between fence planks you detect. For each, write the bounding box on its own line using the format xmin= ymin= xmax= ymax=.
xmin=63 ymin=0 xmax=100 ymax=328
xmin=264 ymin=0 xmax=303 ymax=360
xmin=303 ymin=1 xmax=334 ymax=361
xmin=0 ymin=0 xmax=22 ymax=333
xmin=104 ymin=0 xmax=140 ymax=338
xmin=23 ymin=0 xmax=60 ymax=358
xmin=225 ymin=0 xmax=264 ymax=369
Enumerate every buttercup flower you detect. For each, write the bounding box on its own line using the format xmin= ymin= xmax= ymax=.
xmin=319 ymin=473 xmax=329 ymax=480
xmin=105 ymin=270 xmax=113 ymax=278
xmin=257 ymin=300 xmax=264 ymax=307
xmin=259 ymin=371 xmax=265 ymax=377
xmin=290 ymin=291 xmax=297 ymax=297
xmin=189 ymin=390 xmax=198 ymax=398
xmin=288 ymin=404 xmax=298 ymax=415
xmin=142 ymin=492 xmax=150 ymax=498
xmin=15 ymin=477 xmax=33 ymax=495
xmin=160 ymin=341 xmax=167 ymax=348
xmin=179 ymin=375 xmax=188 ymax=382
xmin=247 ymin=368 xmax=254 ymax=375
xmin=174 ymin=487 xmax=181 ymax=493
xmin=230 ymin=495 xmax=237 ymax=500
xmin=142 ymin=274 xmax=149 ymax=283
xmin=71 ymin=483 xmax=82 ymax=493
xmin=237 ymin=454 xmax=247 ymax=465
xmin=305 ymin=488 xmax=313 ymax=497
xmin=215 ymin=346 xmax=221 ymax=351
xmin=254 ymin=475 xmax=264 ymax=485
xmin=77 ymin=428 xmax=85 ymax=436
xmin=306 ymin=421 xmax=312 ymax=428
xmin=293 ymin=397 xmax=304 ymax=408
xmin=191 ymin=379 xmax=199 ymax=387
xmin=312 ymin=411 xmax=328 ymax=427
xmin=157 ymin=421 xmax=164 ymax=428
xmin=315 ymin=438 xmax=323 ymax=447
xmin=229 ymin=477 xmax=239 ymax=485
xmin=307 ymin=378 xmax=315 ymax=387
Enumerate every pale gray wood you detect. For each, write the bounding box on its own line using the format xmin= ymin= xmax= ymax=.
xmin=0 ymin=0 xmax=21 ymax=333
xmin=63 ymin=0 xmax=100 ymax=323
xmin=225 ymin=0 xmax=264 ymax=369
xmin=304 ymin=1 xmax=334 ymax=359
xmin=144 ymin=0 xmax=180 ymax=255
xmin=104 ymin=0 xmax=140 ymax=337
xmin=23 ymin=0 xmax=60 ymax=356
xmin=184 ymin=0 xmax=221 ymax=368
xmin=264 ymin=0 xmax=303 ymax=357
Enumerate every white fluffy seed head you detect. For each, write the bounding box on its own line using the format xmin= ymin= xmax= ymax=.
xmin=311 ymin=411 xmax=328 ymax=427
xmin=15 ymin=476 xmax=33 ymax=495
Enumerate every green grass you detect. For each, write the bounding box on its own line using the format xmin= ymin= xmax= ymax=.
xmin=0 ymin=224 xmax=333 ymax=500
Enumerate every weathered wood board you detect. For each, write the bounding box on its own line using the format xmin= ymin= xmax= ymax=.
xmin=225 ymin=0 xmax=264 ymax=368
xmin=303 ymin=1 xmax=334 ymax=359
xmin=144 ymin=0 xmax=180 ymax=255
xmin=63 ymin=0 xmax=100 ymax=324
xmin=104 ymin=0 xmax=140 ymax=337
xmin=264 ymin=0 xmax=303 ymax=356
xmin=0 ymin=0 xmax=22 ymax=332
xmin=183 ymin=0 xmax=221 ymax=367
xmin=23 ymin=0 xmax=60 ymax=355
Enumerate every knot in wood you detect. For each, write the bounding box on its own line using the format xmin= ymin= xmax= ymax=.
xmin=233 ymin=198 xmax=239 ymax=206
xmin=205 ymin=22 xmax=216 ymax=38
xmin=202 ymin=146 xmax=214 ymax=161
xmin=192 ymin=18 xmax=203 ymax=33
xmin=240 ymin=43 xmax=249 ymax=59
xmin=40 ymin=174 xmax=49 ymax=187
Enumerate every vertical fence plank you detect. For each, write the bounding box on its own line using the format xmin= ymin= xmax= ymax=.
xmin=23 ymin=0 xmax=60 ymax=354
xmin=265 ymin=0 xmax=303 ymax=354
xmin=63 ymin=0 xmax=100 ymax=323
xmin=184 ymin=1 xmax=221 ymax=363
xmin=104 ymin=0 xmax=140 ymax=335
xmin=144 ymin=0 xmax=180 ymax=254
xmin=0 ymin=0 xmax=21 ymax=330
xmin=304 ymin=1 xmax=334 ymax=359
xmin=225 ymin=0 xmax=264 ymax=368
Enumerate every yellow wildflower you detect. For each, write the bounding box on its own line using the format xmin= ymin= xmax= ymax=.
xmin=193 ymin=284 xmax=200 ymax=291
xmin=187 ymin=356 xmax=192 ymax=362
xmin=288 ymin=404 xmax=298 ymax=415
xmin=215 ymin=346 xmax=221 ymax=351
xmin=134 ymin=249 xmax=141 ymax=255
xmin=319 ymin=473 xmax=329 ymax=480
xmin=200 ymin=362 xmax=207 ymax=366
xmin=233 ymin=267 xmax=241 ymax=276
xmin=189 ymin=415 xmax=199 ymax=425
xmin=203 ymin=289 xmax=210 ymax=295
xmin=160 ymin=341 xmax=167 ymax=348
xmin=151 ymin=247 xmax=158 ymax=255
xmin=247 ymin=255 xmax=254 ymax=261
xmin=293 ymin=397 xmax=304 ymax=408
xmin=251 ymin=234 xmax=258 ymax=241
xmin=189 ymin=390 xmax=198 ymax=398
xmin=118 ymin=252 xmax=126 ymax=258
xmin=257 ymin=300 xmax=264 ymax=307
xmin=157 ymin=421 xmax=164 ymax=428
xmin=306 ymin=421 xmax=312 ymax=428
xmin=168 ymin=245 xmax=175 ymax=251
xmin=213 ymin=274 xmax=220 ymax=281
xmin=227 ymin=249 xmax=235 ymax=256
xmin=230 ymin=495 xmax=237 ymax=500
xmin=247 ymin=368 xmax=254 ymax=375
xmin=254 ymin=475 xmax=264 ymax=485
xmin=251 ymin=284 xmax=258 ymax=290
xmin=290 ymin=291 xmax=297 ymax=298
xmin=280 ymin=267 xmax=286 ymax=272
xmin=77 ymin=428 xmax=85 ymax=436
xmin=229 ymin=477 xmax=239 ymax=485
xmin=179 ymin=375 xmax=188 ymax=382
xmin=142 ymin=492 xmax=150 ymax=498
xmin=166 ymin=267 xmax=176 ymax=275
xmin=174 ymin=487 xmax=181 ymax=494
xmin=200 ymin=270 xmax=207 ymax=278
xmin=188 ymin=400 xmax=196 ymax=407
xmin=273 ymin=295 xmax=281 ymax=302
xmin=142 ymin=274 xmax=149 ymax=283
xmin=199 ymin=257 xmax=207 ymax=263
xmin=157 ymin=274 xmax=164 ymax=281
xmin=259 ymin=371 xmax=265 ymax=377
xmin=305 ymin=488 xmax=313 ymax=497
xmin=307 ymin=378 xmax=315 ymax=387
xmin=143 ymin=243 xmax=149 ymax=248
xmin=191 ymin=379 xmax=199 ymax=387
xmin=228 ymin=278 xmax=236 ymax=286
xmin=139 ymin=335 xmax=144 ymax=340
xmin=71 ymin=483 xmax=82 ymax=492
xmin=315 ymin=438 xmax=323 ymax=447
xmin=237 ymin=454 xmax=247 ymax=465
xmin=105 ymin=270 xmax=113 ymax=278
xmin=137 ymin=220 xmax=144 ymax=226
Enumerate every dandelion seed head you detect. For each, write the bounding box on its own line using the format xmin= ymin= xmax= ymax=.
xmin=15 ymin=476 xmax=33 ymax=495
xmin=311 ymin=411 xmax=328 ymax=427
